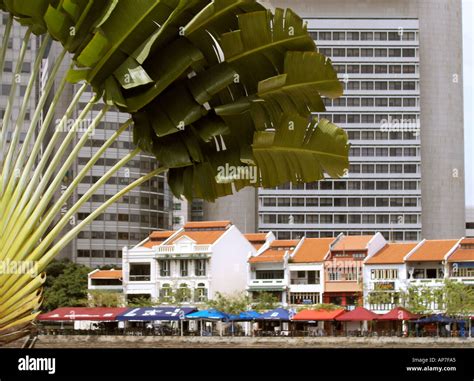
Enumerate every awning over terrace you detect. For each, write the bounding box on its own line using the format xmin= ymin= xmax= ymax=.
xmin=292 ymin=309 xmax=345 ymax=321
xmin=378 ymin=307 xmax=419 ymax=321
xmin=257 ymin=308 xmax=291 ymax=321
xmin=117 ymin=307 xmax=197 ymax=321
xmin=228 ymin=311 xmax=261 ymax=321
xmin=414 ymin=314 xmax=466 ymax=324
xmin=38 ymin=308 xmax=128 ymax=322
xmin=186 ymin=309 xmax=229 ymax=321
xmin=336 ymin=307 xmax=380 ymax=321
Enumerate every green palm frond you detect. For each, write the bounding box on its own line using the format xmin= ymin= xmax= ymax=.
xmin=253 ymin=115 xmax=350 ymax=187
xmin=221 ymin=8 xmax=316 ymax=89
xmin=0 ymin=0 xmax=350 ymax=342
xmin=216 ymin=51 xmax=342 ymax=127
xmin=1 ymin=2 xmax=347 ymax=198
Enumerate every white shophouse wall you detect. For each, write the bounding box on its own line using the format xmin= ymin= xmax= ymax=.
xmin=363 ymin=263 xmax=408 ymax=312
xmin=209 ymin=225 xmax=257 ymax=297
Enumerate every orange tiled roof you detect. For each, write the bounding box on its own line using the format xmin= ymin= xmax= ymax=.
xmin=168 ymin=230 xmax=226 ymax=245
xmin=270 ymin=240 xmax=299 ymax=248
xmin=365 ymin=243 xmax=418 ymax=264
xmin=332 ymin=235 xmax=373 ymax=251
xmin=248 ymin=249 xmax=286 ymax=263
xmin=245 ymin=233 xmax=268 ymax=242
xmin=150 ymin=231 xmax=175 ymax=240
xmin=407 ymin=239 xmax=458 ymax=262
xmin=291 ymin=238 xmax=334 ymax=263
xmin=448 ymin=249 xmax=474 ymax=262
xmin=184 ymin=220 xmax=231 ymax=229
xmin=90 ymin=270 xmax=122 ymax=280
xmin=249 ymin=240 xmax=298 ymax=263
xmin=460 ymin=238 xmax=474 ymax=245
xmin=244 ymin=233 xmax=268 ymax=250
xmin=141 ymin=231 xmax=176 ymax=248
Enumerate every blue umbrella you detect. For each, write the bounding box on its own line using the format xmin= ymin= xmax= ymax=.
xmin=226 ymin=311 xmax=262 ymax=336
xmin=257 ymin=308 xmax=290 ymax=321
xmin=414 ymin=314 xmax=464 ymax=324
xmin=117 ymin=307 xmax=196 ymax=321
xmin=186 ymin=309 xmax=230 ymax=337
xmin=186 ymin=309 xmax=229 ymax=321
xmin=228 ymin=311 xmax=262 ymax=321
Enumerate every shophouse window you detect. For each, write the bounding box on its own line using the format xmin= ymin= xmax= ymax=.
xmin=195 ymin=260 xmax=207 ymax=276
xmin=159 ymin=260 xmax=170 ymax=277
xmin=130 ymin=263 xmax=151 ymax=281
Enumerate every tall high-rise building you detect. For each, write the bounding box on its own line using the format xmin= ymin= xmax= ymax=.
xmin=73 ymin=87 xmax=173 ymax=268
xmin=204 ymin=188 xmax=257 ymax=233
xmin=0 ymin=14 xmax=38 ymax=158
xmin=467 ymin=207 xmax=474 ymax=238
xmin=260 ymin=16 xmax=422 ymax=241
xmin=206 ymin=0 xmax=465 ymax=242
xmin=172 ymin=196 xmax=189 ymax=230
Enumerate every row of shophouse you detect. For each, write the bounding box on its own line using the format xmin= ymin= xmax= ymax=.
xmin=88 ymin=221 xmax=474 ymax=314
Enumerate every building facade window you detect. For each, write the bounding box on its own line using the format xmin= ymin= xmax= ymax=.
xmin=370 ymin=269 xmax=399 ymax=280
xmin=177 ymin=283 xmax=192 ymax=303
xmin=160 ymin=283 xmax=172 ymax=302
xmin=180 ymin=260 xmax=189 ymax=277
xmin=195 ymin=259 xmax=207 ymax=276
xmin=159 ymin=260 xmax=170 ymax=277
xmin=290 ymin=292 xmax=321 ymax=305
xmin=258 ymin=20 xmax=421 ymax=241
xmin=195 ymin=283 xmax=208 ymax=302
xmin=129 ymin=263 xmax=151 ymax=282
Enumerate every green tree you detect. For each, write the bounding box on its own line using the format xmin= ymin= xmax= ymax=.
xmin=177 ymin=287 xmax=194 ymax=304
xmin=126 ymin=296 xmax=157 ymax=308
xmin=442 ymin=280 xmax=474 ymax=317
xmin=43 ymin=259 xmax=71 ymax=289
xmin=0 ymin=0 xmax=348 ymax=342
xmin=366 ymin=291 xmax=398 ymax=308
xmin=310 ymin=303 xmax=344 ymax=311
xmin=252 ymin=292 xmax=279 ymax=312
xmin=206 ymin=292 xmax=251 ymax=314
xmin=87 ymin=290 xmax=123 ymax=308
xmin=399 ymin=285 xmax=435 ymax=315
xmin=399 ymin=281 xmax=474 ymax=316
xmin=98 ymin=265 xmax=121 ymax=271
xmin=42 ymin=262 xmax=91 ymax=311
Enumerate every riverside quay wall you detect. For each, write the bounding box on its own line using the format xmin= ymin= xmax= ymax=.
xmin=23 ymin=335 xmax=474 ymax=349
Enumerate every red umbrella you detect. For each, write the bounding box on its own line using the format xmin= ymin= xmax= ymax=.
xmin=336 ymin=307 xmax=380 ymax=321
xmin=378 ymin=307 xmax=419 ymax=321
xmin=37 ymin=307 xmax=129 ymax=321
xmin=292 ymin=309 xmax=345 ymax=321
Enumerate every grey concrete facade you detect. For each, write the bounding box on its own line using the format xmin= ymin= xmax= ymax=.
xmin=212 ymin=0 xmax=465 ymax=240
xmin=467 ymin=207 xmax=474 ymax=238
xmin=417 ymin=0 xmax=465 ymax=239
xmin=272 ymin=0 xmax=465 ymax=240
xmin=204 ymin=187 xmax=257 ymax=233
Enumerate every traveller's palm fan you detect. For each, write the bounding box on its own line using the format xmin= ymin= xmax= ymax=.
xmin=0 ymin=0 xmax=348 ymax=344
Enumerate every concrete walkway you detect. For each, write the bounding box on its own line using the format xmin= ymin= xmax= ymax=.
xmin=20 ymin=335 xmax=474 ymax=348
